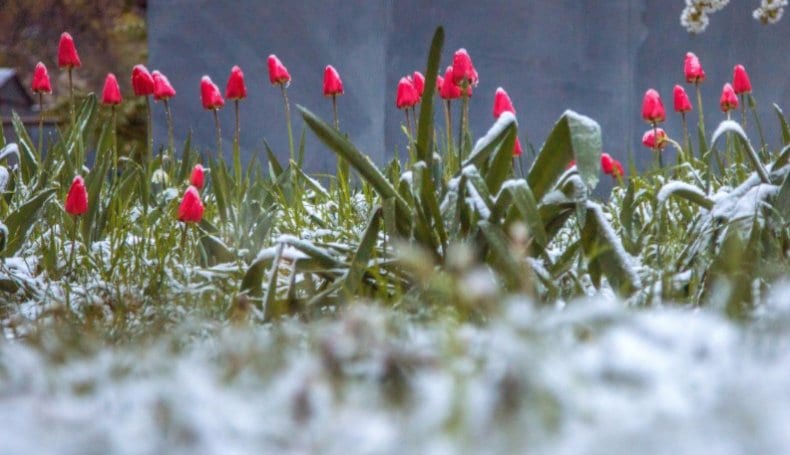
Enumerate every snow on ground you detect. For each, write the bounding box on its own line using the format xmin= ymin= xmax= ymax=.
xmin=3 ymin=287 xmax=790 ymax=454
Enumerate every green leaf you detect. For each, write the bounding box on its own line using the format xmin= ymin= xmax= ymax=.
xmin=527 ymin=110 xmax=601 ymax=202
xmin=3 ymin=188 xmax=56 ymax=257
xmin=710 ymin=120 xmax=770 ymax=183
xmin=478 ymin=220 xmax=527 ymax=292
xmin=485 ymin=123 xmax=516 ymax=194
xmin=344 ymin=207 xmax=382 ymax=295
xmin=774 ymin=103 xmax=790 ymax=146
xmin=178 ymin=131 xmax=193 ymax=183
xmin=462 ymin=113 xmax=517 ymax=171
xmin=299 ymin=105 xmax=409 ymax=211
xmin=580 ymin=202 xmax=641 ymax=295
xmin=264 ymin=139 xmax=284 ymax=179
xmin=11 ymin=112 xmax=39 ymax=184
xmin=657 ymin=181 xmax=714 ymax=210
xmin=776 ymin=171 xmax=790 ymax=220
xmin=415 ymin=26 xmax=444 ymax=165
xmin=495 ymin=180 xmax=547 ymax=248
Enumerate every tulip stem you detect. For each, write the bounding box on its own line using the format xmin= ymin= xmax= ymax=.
xmin=111 ymin=105 xmax=118 ymax=177
xmin=280 ymin=84 xmax=295 ymax=163
xmin=459 ymin=90 xmax=469 ymax=161
xmin=212 ymin=108 xmax=222 ymax=159
xmin=681 ymin=113 xmax=691 ymax=160
xmin=38 ymin=93 xmax=44 ymax=158
xmin=332 ymin=95 xmax=339 ymax=130
xmin=443 ymin=100 xmax=454 ymax=170
xmin=748 ymin=94 xmax=768 ymax=160
xmin=164 ymin=99 xmax=175 ymax=165
xmin=68 ymin=67 xmax=75 ymax=127
xmin=404 ymin=109 xmax=413 ymax=161
xmin=233 ymin=99 xmax=242 ymax=182
xmin=695 ymin=83 xmax=706 ymax=159
xmin=68 ymin=215 xmax=78 ymax=274
xmin=146 ymin=96 xmax=153 ymax=168
xmin=739 ymin=95 xmax=748 ymax=128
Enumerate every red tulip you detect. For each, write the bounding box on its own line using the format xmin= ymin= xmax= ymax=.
xmin=613 ymin=159 xmax=624 ymax=178
xmin=323 ymin=65 xmax=344 ymax=97
xmin=673 ymin=84 xmax=692 ymax=113
xmin=642 ymin=89 xmax=666 ymax=123
xmin=513 ymin=137 xmax=523 ymax=157
xmin=131 ymin=64 xmax=154 ymax=96
xmin=684 ymin=52 xmax=705 ymax=84
xmin=200 ymin=76 xmax=224 ymax=110
xmin=412 ymin=71 xmax=425 ymax=98
xmin=57 ymin=32 xmax=81 ymax=69
xmin=566 ymin=160 xmax=576 ymax=170
xmin=31 ymin=62 xmax=52 ymax=94
xmin=267 ymin=54 xmax=291 ymax=86
xmin=439 ymin=67 xmax=460 ymax=100
xmin=152 ymin=70 xmax=176 ymax=101
xmin=732 ymin=64 xmax=752 ymax=95
xmin=396 ymin=76 xmax=418 ymax=109
xmin=190 ymin=164 xmax=205 ymax=190
xmin=493 ymin=87 xmax=515 ymax=118
xmin=436 ymin=75 xmax=444 ymax=96
xmin=177 ymin=186 xmax=204 ymax=223
xmin=720 ymin=83 xmax=739 ymax=112
xmin=65 ymin=175 xmax=88 ymax=216
xmin=642 ymin=128 xmax=668 ymax=149
xmin=224 ymin=65 xmax=247 ymax=100
xmin=451 ymin=48 xmax=478 ymax=87
xmin=101 ymin=73 xmax=122 ymax=105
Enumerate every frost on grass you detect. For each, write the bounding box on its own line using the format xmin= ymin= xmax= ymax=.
xmin=468 ymin=111 xmax=517 ymax=161
xmin=657 ymin=181 xmax=709 ymax=206
xmin=4 ymin=298 xmax=790 ymax=453
xmin=587 ymin=201 xmax=643 ymax=289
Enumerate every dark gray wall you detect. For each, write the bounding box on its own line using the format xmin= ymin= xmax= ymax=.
xmin=149 ymin=0 xmax=790 ymax=182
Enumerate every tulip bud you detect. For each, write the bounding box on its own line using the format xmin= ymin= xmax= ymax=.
xmin=642 ymin=128 xmax=668 ymax=149
xmin=267 ymin=55 xmax=291 ymax=86
xmin=177 ymin=186 xmax=204 ymax=223
xmin=190 ymin=164 xmax=205 ymax=190
xmin=436 ymin=75 xmax=444 ymax=97
xmin=225 ymin=65 xmax=247 ymax=100
xmin=513 ymin=137 xmax=523 ymax=157
xmin=200 ymin=76 xmax=224 ymax=110
xmin=57 ymin=32 xmax=81 ymax=69
xmin=65 ymin=175 xmax=88 ymax=216
xmin=684 ymin=52 xmax=705 ymax=84
xmin=673 ymin=84 xmax=692 ymax=113
xmin=396 ymin=76 xmax=418 ymax=109
xmin=732 ymin=64 xmax=752 ymax=95
xmin=101 ymin=73 xmax=122 ymax=105
xmin=493 ymin=87 xmax=516 ymax=119
xmin=720 ymin=83 xmax=739 ymax=112
xmin=601 ymin=153 xmax=615 ymax=175
xmin=31 ymin=62 xmax=52 ymax=94
xmin=412 ymin=71 xmax=425 ymax=98
xmin=152 ymin=70 xmax=176 ymax=101
xmin=642 ymin=89 xmax=666 ymax=124
xmin=440 ymin=66 xmax=461 ymax=100
xmin=131 ymin=65 xmax=154 ymax=96
xmin=451 ymin=48 xmax=478 ymax=87
xmin=323 ymin=65 xmax=344 ymax=97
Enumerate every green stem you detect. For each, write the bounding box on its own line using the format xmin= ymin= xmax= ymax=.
xmin=165 ymin=99 xmax=175 ymax=163
xmin=68 ymin=67 xmax=75 ymax=127
xmin=748 ymin=94 xmax=768 ymax=160
xmin=213 ymin=108 xmax=222 ymax=159
xmin=332 ymin=95 xmax=339 ymax=130
xmin=233 ymin=99 xmax=242 ymax=182
xmin=280 ymin=84 xmax=295 ymax=163
xmin=459 ymin=90 xmax=469 ymax=161
xmin=443 ymin=99 xmax=454 ymax=169
xmin=681 ymin=113 xmax=691 ymax=160
xmin=38 ymin=92 xmax=44 ymax=158
xmin=111 ymin=106 xmax=118 ymax=178
xmin=695 ymin=83 xmax=706 ymax=160
xmin=68 ymin=215 xmax=78 ymax=274
xmin=146 ymin=96 xmax=153 ymax=167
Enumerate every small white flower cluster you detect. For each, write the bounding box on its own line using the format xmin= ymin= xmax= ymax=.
xmin=753 ymin=0 xmax=788 ymax=24
xmin=680 ymin=0 xmax=730 ymax=33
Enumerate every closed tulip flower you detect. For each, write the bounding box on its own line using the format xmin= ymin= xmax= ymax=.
xmin=101 ymin=73 xmax=122 ymax=105
xmin=601 ymin=153 xmax=623 ymax=177
xmin=177 ymin=186 xmax=204 ymax=223
xmin=396 ymin=76 xmax=419 ymax=109
xmin=65 ymin=175 xmax=88 ymax=216
xmin=190 ymin=164 xmax=205 ymax=190
xmin=642 ymin=128 xmax=668 ymax=149
xmin=200 ymin=76 xmax=224 ymax=110
xmin=642 ymin=89 xmax=666 ymax=124
xmin=323 ymin=65 xmax=344 ymax=97
xmin=267 ymin=55 xmax=291 ymax=86
xmin=439 ymin=66 xmax=462 ymax=100
xmin=451 ymin=48 xmax=478 ymax=87
xmin=412 ymin=71 xmax=425 ymax=98
xmin=720 ymin=83 xmax=738 ymax=112
xmin=31 ymin=62 xmax=52 ymax=94
xmin=57 ymin=32 xmax=81 ymax=69
xmin=152 ymin=70 xmax=176 ymax=101
xmin=131 ymin=65 xmax=154 ymax=96
xmin=225 ymin=65 xmax=247 ymax=100
xmin=493 ymin=87 xmax=516 ymax=118
xmin=684 ymin=52 xmax=705 ymax=84
xmin=732 ymin=64 xmax=752 ymax=95
xmin=673 ymin=85 xmax=692 ymax=113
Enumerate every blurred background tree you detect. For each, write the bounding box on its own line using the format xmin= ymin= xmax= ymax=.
xmin=0 ymin=0 xmax=148 ymax=156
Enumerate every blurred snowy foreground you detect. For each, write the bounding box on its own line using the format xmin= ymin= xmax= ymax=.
xmin=3 ymin=285 xmax=790 ymax=454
